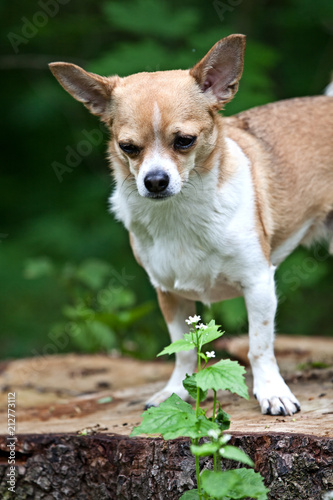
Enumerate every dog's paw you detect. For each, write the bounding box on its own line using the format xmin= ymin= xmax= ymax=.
xmin=254 ymin=378 xmax=301 ymax=416
xmin=257 ymin=395 xmax=301 ymax=416
xmin=144 ymin=385 xmax=190 ymax=409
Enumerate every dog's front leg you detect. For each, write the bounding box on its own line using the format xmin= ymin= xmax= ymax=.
xmin=145 ymin=289 xmax=197 ymax=408
xmin=243 ymin=266 xmax=300 ymax=416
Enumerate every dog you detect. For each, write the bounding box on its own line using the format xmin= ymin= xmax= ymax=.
xmin=49 ymin=34 xmax=333 ymax=416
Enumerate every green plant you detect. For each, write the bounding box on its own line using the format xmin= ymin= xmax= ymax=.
xmin=24 ymin=256 xmax=155 ymax=354
xmin=131 ymin=316 xmax=269 ymax=500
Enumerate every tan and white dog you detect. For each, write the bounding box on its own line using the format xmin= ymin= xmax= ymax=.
xmin=50 ymin=35 xmax=333 ymax=416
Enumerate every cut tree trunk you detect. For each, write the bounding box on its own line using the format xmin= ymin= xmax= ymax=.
xmin=0 ymin=335 xmax=332 ymax=499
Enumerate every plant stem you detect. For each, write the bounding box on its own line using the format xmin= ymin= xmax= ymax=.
xmin=195 ymin=390 xmax=202 ymax=498
xmin=195 ymin=326 xmax=203 ymax=499
xmin=194 ymin=393 xmax=202 ymax=500
xmin=196 ymin=454 xmax=202 ymax=500
xmin=215 ymin=451 xmax=221 ymax=471
xmin=196 ymin=330 xmax=202 ymax=419
xmin=212 ymin=389 xmax=217 ymax=422
xmin=196 ymin=387 xmax=200 ymax=418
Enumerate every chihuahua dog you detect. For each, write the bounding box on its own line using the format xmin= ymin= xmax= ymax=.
xmin=50 ymin=35 xmax=333 ymax=416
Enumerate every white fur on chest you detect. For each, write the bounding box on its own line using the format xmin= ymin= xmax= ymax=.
xmin=111 ymin=138 xmax=266 ymax=304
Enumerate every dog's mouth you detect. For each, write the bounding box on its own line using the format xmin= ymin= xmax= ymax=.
xmin=145 ymin=192 xmax=173 ymax=201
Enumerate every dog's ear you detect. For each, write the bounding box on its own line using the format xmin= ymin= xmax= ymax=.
xmin=190 ymin=34 xmax=246 ymax=108
xmin=49 ymin=62 xmax=119 ymax=122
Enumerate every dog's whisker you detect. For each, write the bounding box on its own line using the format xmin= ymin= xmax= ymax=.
xmin=121 ymin=173 xmax=136 ymax=189
xmin=126 ymin=187 xmax=140 ymax=201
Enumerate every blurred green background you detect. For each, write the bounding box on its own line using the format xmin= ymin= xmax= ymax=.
xmin=1 ymin=0 xmax=333 ymax=361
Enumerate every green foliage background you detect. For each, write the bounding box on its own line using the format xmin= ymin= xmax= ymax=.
xmin=1 ymin=0 xmax=333 ymax=360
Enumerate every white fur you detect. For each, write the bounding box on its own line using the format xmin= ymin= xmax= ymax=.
xmin=110 ymin=137 xmax=300 ymax=415
xmin=112 ymin=138 xmax=266 ymax=303
xmin=244 ymin=265 xmax=300 ymax=415
xmin=325 ymin=80 xmax=333 ymax=97
xmin=136 ymin=151 xmax=182 ymax=198
xmin=153 ymin=101 xmax=161 ymax=138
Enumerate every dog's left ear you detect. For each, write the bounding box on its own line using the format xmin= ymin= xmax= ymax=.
xmin=49 ymin=62 xmax=119 ymax=123
xmin=190 ymin=34 xmax=246 ymax=108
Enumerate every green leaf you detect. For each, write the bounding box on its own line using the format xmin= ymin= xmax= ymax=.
xmin=179 ymin=489 xmax=200 ymax=499
xmin=86 ymin=321 xmax=116 ymax=351
xmin=69 ymin=320 xmax=116 ymax=353
xmin=24 ymin=257 xmax=54 ymax=279
xmin=97 ymin=396 xmax=113 ymax=404
xmin=220 ymin=446 xmax=254 ymax=467
xmin=130 ymin=393 xmax=220 ymax=440
xmin=95 ymin=301 xmax=154 ymax=329
xmin=117 ymin=301 xmax=155 ymax=325
xmin=215 ymin=407 xmax=231 ymax=431
xmin=198 ymin=320 xmax=224 ymax=347
xmin=97 ymin=287 xmax=136 ymax=311
xmin=179 ymin=490 xmax=200 ymax=500
xmin=201 ymin=469 xmax=269 ymax=499
xmin=195 ymin=360 xmax=249 ymax=399
xmin=157 ymin=320 xmax=223 ymax=357
xmin=157 ymin=338 xmax=196 ymax=357
xmin=190 ymin=441 xmax=219 ymax=457
xmin=183 ymin=373 xmax=207 ymax=402
xmin=75 ymin=258 xmax=112 ymax=290
xmin=63 ymin=304 xmax=95 ymax=321
xmin=92 ymin=311 xmax=122 ymax=329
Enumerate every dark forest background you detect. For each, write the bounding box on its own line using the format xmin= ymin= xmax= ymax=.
xmin=1 ymin=0 xmax=333 ymax=361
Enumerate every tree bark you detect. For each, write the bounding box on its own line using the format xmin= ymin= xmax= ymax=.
xmin=0 ymin=432 xmax=332 ymax=499
xmin=0 ymin=336 xmax=332 ymax=499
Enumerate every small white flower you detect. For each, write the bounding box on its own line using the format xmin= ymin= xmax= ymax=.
xmin=219 ymin=434 xmax=231 ymax=445
xmin=205 ymin=351 xmax=215 ymax=359
xmin=207 ymin=429 xmax=219 ymax=440
xmin=186 ymin=315 xmax=201 ymax=325
xmin=197 ymin=323 xmax=208 ymax=330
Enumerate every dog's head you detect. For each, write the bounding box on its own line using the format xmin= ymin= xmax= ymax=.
xmin=50 ymin=34 xmax=245 ymax=200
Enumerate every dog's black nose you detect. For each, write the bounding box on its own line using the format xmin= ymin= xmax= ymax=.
xmin=144 ymin=170 xmax=169 ymax=193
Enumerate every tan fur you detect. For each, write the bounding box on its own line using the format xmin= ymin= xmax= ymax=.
xmin=50 ymin=60 xmax=333 ymax=263
xmin=108 ymin=71 xmax=219 ymax=181
xmin=156 ymin=289 xmax=181 ymax=324
xmin=49 ymin=62 xmax=119 ymax=122
xmin=129 ymin=232 xmax=142 ymax=267
xmin=225 ymin=96 xmax=333 ymax=253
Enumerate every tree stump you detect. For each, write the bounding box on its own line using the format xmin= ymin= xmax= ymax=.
xmin=0 ymin=335 xmax=332 ymax=499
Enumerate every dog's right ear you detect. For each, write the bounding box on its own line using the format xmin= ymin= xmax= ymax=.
xmin=49 ymin=62 xmax=119 ymax=122
xmin=190 ymin=34 xmax=246 ymax=109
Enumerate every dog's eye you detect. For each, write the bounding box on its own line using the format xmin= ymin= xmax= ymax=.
xmin=119 ymin=143 xmax=141 ymax=156
xmin=174 ymin=135 xmax=197 ymax=151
